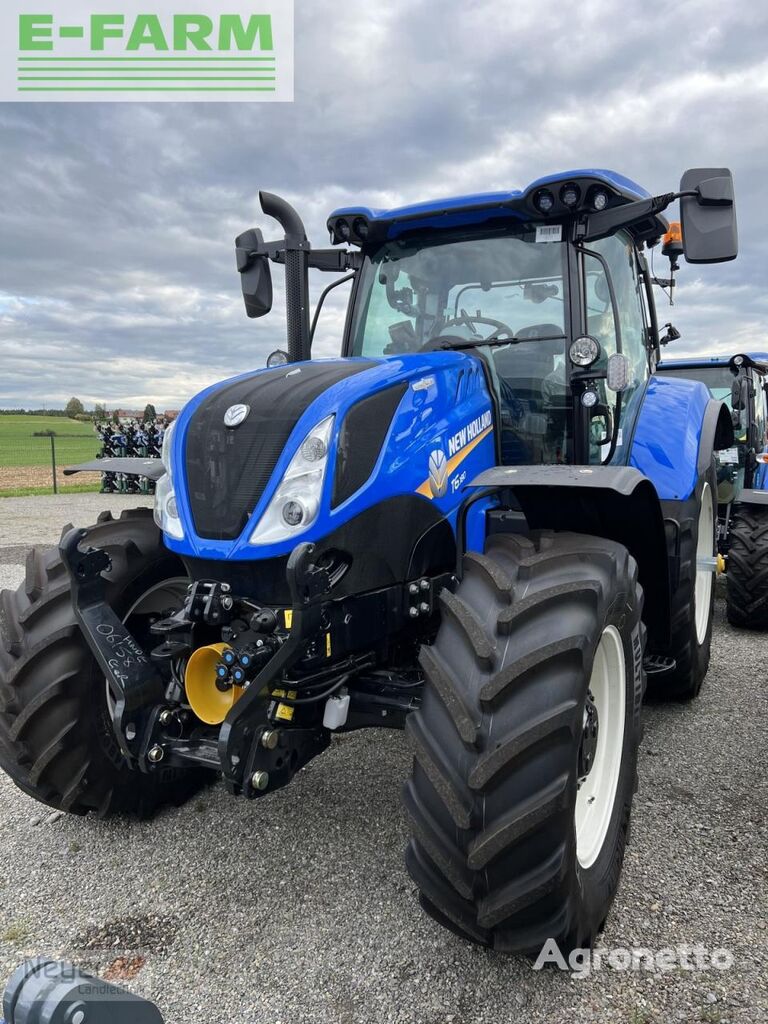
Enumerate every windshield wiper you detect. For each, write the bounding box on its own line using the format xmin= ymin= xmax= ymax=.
xmin=429 ymin=333 xmax=565 ymax=351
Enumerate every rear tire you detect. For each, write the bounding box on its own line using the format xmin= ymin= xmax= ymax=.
xmin=726 ymin=504 xmax=768 ymax=629
xmin=0 ymin=508 xmax=213 ymax=818
xmin=404 ymin=531 xmax=645 ymax=954
xmin=650 ymin=466 xmax=716 ymax=700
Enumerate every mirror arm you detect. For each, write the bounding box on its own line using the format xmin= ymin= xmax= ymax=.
xmin=237 ymin=240 xmax=361 ymax=273
xmin=579 ymin=192 xmax=677 ymax=243
xmin=580 ymin=184 xmax=732 ymax=244
xmin=308 ymin=249 xmax=363 ymax=273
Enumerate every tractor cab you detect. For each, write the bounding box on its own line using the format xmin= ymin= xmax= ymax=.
xmin=238 ymin=168 xmax=738 ymax=478
xmin=656 ymin=351 xmax=768 ymax=628
xmin=332 ymin=172 xmax=668 ymax=471
xmin=657 ymin=353 xmax=768 ymax=507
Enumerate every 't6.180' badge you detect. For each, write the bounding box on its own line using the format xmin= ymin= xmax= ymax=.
xmin=428 ymin=449 xmax=448 ymax=498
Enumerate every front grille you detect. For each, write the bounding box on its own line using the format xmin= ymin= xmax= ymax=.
xmin=332 ymin=383 xmax=407 ymax=507
xmin=185 ymin=361 xmax=372 ymax=540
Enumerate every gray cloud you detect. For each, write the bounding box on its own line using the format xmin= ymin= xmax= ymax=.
xmin=1 ymin=0 xmax=767 ymax=406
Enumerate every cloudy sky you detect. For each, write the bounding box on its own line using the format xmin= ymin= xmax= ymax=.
xmin=1 ymin=0 xmax=767 ymax=408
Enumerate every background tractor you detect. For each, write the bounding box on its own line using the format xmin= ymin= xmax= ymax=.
xmin=657 ymin=352 xmax=768 ymax=628
xmin=0 ymin=167 xmax=737 ymax=954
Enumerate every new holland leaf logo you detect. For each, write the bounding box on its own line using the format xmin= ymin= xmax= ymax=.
xmin=8 ymin=3 xmax=294 ymax=102
xmin=428 ymin=449 xmax=449 ymax=499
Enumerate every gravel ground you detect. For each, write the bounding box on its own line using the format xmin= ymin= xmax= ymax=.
xmin=0 ymin=494 xmax=766 ymax=1024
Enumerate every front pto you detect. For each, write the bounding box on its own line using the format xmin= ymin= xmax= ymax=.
xmin=59 ymin=528 xmax=436 ymax=798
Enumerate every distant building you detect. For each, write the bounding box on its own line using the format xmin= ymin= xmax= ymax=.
xmin=113 ymin=408 xmax=178 ymax=423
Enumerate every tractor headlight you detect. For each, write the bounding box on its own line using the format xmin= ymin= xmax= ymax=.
xmin=570 ymin=335 xmax=601 ymax=368
xmin=249 ymin=415 xmax=335 ymax=546
xmin=153 ymin=420 xmax=184 ymax=540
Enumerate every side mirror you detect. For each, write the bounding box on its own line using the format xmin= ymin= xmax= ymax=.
xmin=680 ymin=168 xmax=738 ymax=264
xmin=235 ymin=228 xmax=273 ymax=318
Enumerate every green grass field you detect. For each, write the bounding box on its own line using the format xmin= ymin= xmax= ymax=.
xmin=0 ymin=415 xmax=101 ymax=495
xmin=0 ymin=415 xmax=98 ymax=467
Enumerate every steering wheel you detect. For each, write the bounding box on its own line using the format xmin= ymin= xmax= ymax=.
xmin=420 ymin=310 xmax=516 ymax=351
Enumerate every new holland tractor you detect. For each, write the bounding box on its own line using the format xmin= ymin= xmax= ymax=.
xmin=658 ymin=352 xmax=768 ymax=628
xmin=0 ymin=168 xmax=738 ymax=955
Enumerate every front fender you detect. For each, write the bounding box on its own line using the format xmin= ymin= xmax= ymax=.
xmin=468 ymin=465 xmax=670 ymax=649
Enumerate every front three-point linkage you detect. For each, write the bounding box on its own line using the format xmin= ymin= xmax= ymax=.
xmin=217 ymin=542 xmax=340 ymax=799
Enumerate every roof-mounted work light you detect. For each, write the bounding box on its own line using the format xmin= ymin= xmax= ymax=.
xmin=533 ymin=188 xmax=555 ymax=214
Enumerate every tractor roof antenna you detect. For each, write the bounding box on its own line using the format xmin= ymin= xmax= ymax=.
xmin=260 ymin=191 xmax=312 ymax=364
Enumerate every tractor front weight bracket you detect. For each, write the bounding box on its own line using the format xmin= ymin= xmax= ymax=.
xmin=59 ymin=528 xmax=165 ymax=770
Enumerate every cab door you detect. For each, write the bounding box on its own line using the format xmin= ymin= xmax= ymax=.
xmin=579 ymin=230 xmax=649 ymax=464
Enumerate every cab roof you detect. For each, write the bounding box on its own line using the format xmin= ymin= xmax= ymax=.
xmin=328 ymin=169 xmax=666 ymax=247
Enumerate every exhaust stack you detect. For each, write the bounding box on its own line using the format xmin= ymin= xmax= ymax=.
xmin=260 ymin=191 xmax=311 ymax=364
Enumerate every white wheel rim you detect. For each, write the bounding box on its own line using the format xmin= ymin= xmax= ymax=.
xmin=575 ymin=625 xmax=626 ymax=870
xmin=105 ymin=577 xmax=189 ymax=714
xmin=695 ymin=482 xmax=715 ymax=645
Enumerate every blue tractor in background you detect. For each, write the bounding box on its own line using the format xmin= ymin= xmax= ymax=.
xmin=0 ymin=167 xmax=738 ymax=956
xmin=657 ymin=352 xmax=768 ymax=628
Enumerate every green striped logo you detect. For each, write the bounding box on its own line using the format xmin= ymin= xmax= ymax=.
xmin=4 ymin=4 xmax=294 ymax=101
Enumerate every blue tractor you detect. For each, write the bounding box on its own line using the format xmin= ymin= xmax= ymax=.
xmin=657 ymin=352 xmax=768 ymax=628
xmin=0 ymin=168 xmax=738 ymax=955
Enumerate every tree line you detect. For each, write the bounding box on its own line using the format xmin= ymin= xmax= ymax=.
xmin=0 ymin=400 xmax=158 ymax=423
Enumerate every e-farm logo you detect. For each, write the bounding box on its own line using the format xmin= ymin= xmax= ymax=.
xmin=1 ymin=1 xmax=293 ymax=102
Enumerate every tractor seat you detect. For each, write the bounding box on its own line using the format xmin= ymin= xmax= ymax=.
xmin=492 ymin=327 xmax=561 ymax=395
xmin=515 ymin=323 xmax=563 ymax=340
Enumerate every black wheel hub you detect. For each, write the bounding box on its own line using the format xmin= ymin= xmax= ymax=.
xmin=578 ymin=689 xmax=599 ymax=785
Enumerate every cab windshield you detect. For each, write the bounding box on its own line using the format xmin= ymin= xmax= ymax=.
xmin=350 ymin=229 xmax=566 ymax=355
xmin=349 ymin=228 xmax=572 ymax=463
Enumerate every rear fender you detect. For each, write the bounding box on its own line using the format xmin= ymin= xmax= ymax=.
xmin=465 ymin=465 xmax=670 ymax=649
xmin=631 ymin=375 xmax=733 ymax=500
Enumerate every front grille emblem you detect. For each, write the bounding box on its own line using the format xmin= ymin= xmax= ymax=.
xmin=224 ymin=404 xmax=250 ymax=428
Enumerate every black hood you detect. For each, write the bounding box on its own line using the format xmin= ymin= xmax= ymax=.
xmin=184 ymin=360 xmax=373 ymax=541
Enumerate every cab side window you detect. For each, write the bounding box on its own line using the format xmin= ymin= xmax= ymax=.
xmin=582 ymin=232 xmax=649 ymax=463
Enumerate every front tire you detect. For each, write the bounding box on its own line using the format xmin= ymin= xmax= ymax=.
xmin=404 ymin=531 xmax=645 ymax=954
xmin=0 ymin=508 xmax=212 ymax=818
